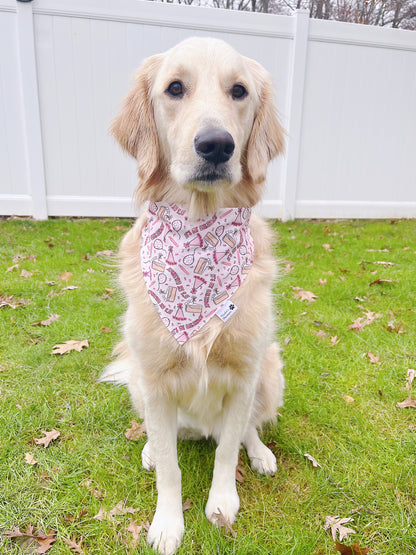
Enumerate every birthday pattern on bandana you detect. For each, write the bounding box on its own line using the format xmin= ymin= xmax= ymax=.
xmin=141 ymin=202 xmax=254 ymax=344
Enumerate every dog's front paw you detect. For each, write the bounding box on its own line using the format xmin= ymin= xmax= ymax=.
xmin=147 ymin=509 xmax=184 ymax=555
xmin=249 ymin=443 xmax=277 ymax=476
xmin=205 ymin=486 xmax=240 ymax=526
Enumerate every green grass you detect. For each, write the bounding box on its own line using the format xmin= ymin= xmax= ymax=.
xmin=0 ymin=217 xmax=415 ymax=554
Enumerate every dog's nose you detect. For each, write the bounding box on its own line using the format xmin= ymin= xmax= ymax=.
xmin=194 ymin=128 xmax=235 ymax=166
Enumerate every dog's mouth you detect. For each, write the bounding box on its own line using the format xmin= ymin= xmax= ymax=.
xmin=190 ymin=165 xmax=232 ymax=186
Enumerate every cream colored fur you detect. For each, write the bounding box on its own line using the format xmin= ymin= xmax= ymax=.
xmin=105 ymin=37 xmax=285 ymax=555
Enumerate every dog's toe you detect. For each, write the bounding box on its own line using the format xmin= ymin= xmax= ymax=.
xmin=249 ymin=444 xmax=277 ymax=476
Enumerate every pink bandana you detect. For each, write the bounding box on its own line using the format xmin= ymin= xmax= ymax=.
xmin=141 ymin=202 xmax=254 ymax=344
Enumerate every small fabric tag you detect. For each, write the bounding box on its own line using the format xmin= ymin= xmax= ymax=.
xmin=216 ymin=301 xmax=238 ymax=322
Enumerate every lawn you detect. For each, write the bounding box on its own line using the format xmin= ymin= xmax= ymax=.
xmin=0 ymin=217 xmax=415 ymax=554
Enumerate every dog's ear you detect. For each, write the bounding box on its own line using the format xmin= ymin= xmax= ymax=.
xmin=111 ymin=55 xmax=163 ymax=188
xmin=244 ymin=59 xmax=285 ymax=185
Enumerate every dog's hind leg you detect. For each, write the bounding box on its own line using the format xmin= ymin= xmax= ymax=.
xmin=242 ymin=342 xmax=284 ymax=475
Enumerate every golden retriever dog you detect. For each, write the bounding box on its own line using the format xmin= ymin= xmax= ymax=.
xmin=103 ymin=37 xmax=285 ymax=555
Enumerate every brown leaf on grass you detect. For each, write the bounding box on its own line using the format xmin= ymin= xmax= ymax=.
xmin=397 ymin=396 xmax=416 ymax=409
xmin=330 ymin=336 xmax=341 ymax=347
xmin=348 ymin=311 xmax=382 ymax=333
xmin=304 ymin=453 xmax=321 ymax=468
xmin=324 ymin=516 xmax=356 ymax=542
xmin=125 ymin=420 xmax=146 ymax=441
xmin=374 ymin=260 xmax=395 ymax=266
xmin=51 ymin=340 xmax=89 ymax=355
xmin=32 ymin=314 xmax=60 ymax=327
xmin=59 ymin=272 xmax=73 ymax=281
xmin=365 ymin=352 xmax=381 ymax=365
xmin=0 ymin=294 xmax=30 ymax=309
xmin=34 ymin=429 xmax=60 ymax=448
xmin=64 ymin=537 xmax=83 ymax=554
xmin=213 ymin=508 xmax=237 ymax=538
xmin=63 ymin=285 xmax=79 ymax=291
xmin=100 ymin=326 xmax=113 ymax=333
xmin=25 ymin=453 xmax=38 ymax=465
xmin=6 ymin=263 xmax=19 ymax=272
xmin=384 ymin=320 xmax=404 ymax=334
xmin=322 ymin=243 xmax=333 ymax=252
xmin=284 ymin=260 xmax=294 ymax=273
xmin=4 ymin=526 xmax=57 ymax=553
xmin=335 ymin=541 xmax=371 ymax=554
xmin=20 ymin=269 xmax=33 ymax=278
xmin=127 ymin=518 xmax=143 ymax=544
xmin=406 ymin=369 xmax=416 ymax=391
xmin=94 ymin=501 xmax=139 ymax=522
xmin=235 ymin=460 xmax=247 ymax=483
xmin=369 ymin=278 xmax=393 ymax=286
xmin=291 ymin=286 xmax=318 ymax=303
xmin=318 ymin=278 xmax=327 ymax=285
xmin=316 ymin=330 xmax=329 ymax=339
xmin=343 ymin=395 xmax=355 ymax=404
xmin=182 ymin=498 xmax=192 ymax=512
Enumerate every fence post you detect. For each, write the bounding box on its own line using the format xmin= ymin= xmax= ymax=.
xmin=16 ymin=0 xmax=48 ymax=219
xmin=281 ymin=9 xmax=309 ymax=221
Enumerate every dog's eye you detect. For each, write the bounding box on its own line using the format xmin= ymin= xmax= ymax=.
xmin=166 ymin=81 xmax=184 ymax=98
xmin=231 ymin=84 xmax=247 ymax=100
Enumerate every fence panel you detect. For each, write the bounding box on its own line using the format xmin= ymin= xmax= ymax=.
xmin=0 ymin=0 xmax=415 ymax=219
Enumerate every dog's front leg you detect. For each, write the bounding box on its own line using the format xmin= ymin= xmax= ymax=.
xmin=205 ymin=383 xmax=256 ymax=526
xmin=145 ymin=396 xmax=184 ymax=555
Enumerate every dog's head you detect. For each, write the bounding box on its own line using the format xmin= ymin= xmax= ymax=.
xmin=111 ymin=37 xmax=285 ymax=211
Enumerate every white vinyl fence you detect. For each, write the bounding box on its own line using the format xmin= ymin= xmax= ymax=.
xmin=1 ymin=0 xmax=415 ymax=220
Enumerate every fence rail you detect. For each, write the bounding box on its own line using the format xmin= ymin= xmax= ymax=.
xmin=1 ymin=0 xmax=415 ymax=220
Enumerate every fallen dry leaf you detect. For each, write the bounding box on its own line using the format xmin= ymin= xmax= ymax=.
xmin=324 ymin=516 xmax=356 ymax=542
xmin=213 ymin=508 xmax=237 ymax=538
xmin=125 ymin=420 xmax=146 ymax=441
xmin=94 ymin=501 xmax=139 ymax=522
xmin=34 ymin=429 xmax=60 ymax=448
xmin=182 ymin=498 xmax=192 ymax=512
xmin=25 ymin=453 xmax=38 ymax=465
xmin=4 ymin=526 xmax=57 ymax=553
xmin=348 ymin=311 xmax=382 ymax=332
xmin=384 ymin=320 xmax=404 ymax=334
xmin=32 ymin=314 xmax=60 ymax=327
xmin=316 ymin=330 xmax=329 ymax=339
xmin=291 ymin=286 xmax=318 ymax=303
xmin=62 ymin=285 xmax=79 ymax=291
xmin=322 ymin=243 xmax=333 ymax=251
xmin=330 ymin=336 xmax=341 ymax=347
xmin=59 ymin=272 xmax=73 ymax=281
xmin=51 ymin=340 xmax=89 ymax=355
xmin=64 ymin=537 xmax=83 ymax=554
xmin=100 ymin=326 xmax=113 ymax=333
xmin=304 ymin=453 xmax=321 ymax=468
xmin=20 ymin=269 xmax=33 ymax=278
xmin=343 ymin=395 xmax=355 ymax=404
xmin=397 ymin=396 xmax=416 ymax=409
xmin=6 ymin=263 xmax=19 ymax=272
xmin=318 ymin=278 xmax=327 ymax=285
xmin=369 ymin=278 xmax=393 ymax=286
xmin=406 ymin=369 xmax=416 ymax=391
xmin=127 ymin=518 xmax=143 ymax=544
xmin=0 ymin=294 xmax=30 ymax=309
xmin=235 ymin=460 xmax=247 ymax=483
xmin=366 ymin=352 xmax=381 ymax=365
xmin=335 ymin=541 xmax=371 ymax=554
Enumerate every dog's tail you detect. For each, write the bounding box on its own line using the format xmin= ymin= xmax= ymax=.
xmin=99 ymin=340 xmax=131 ymax=385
